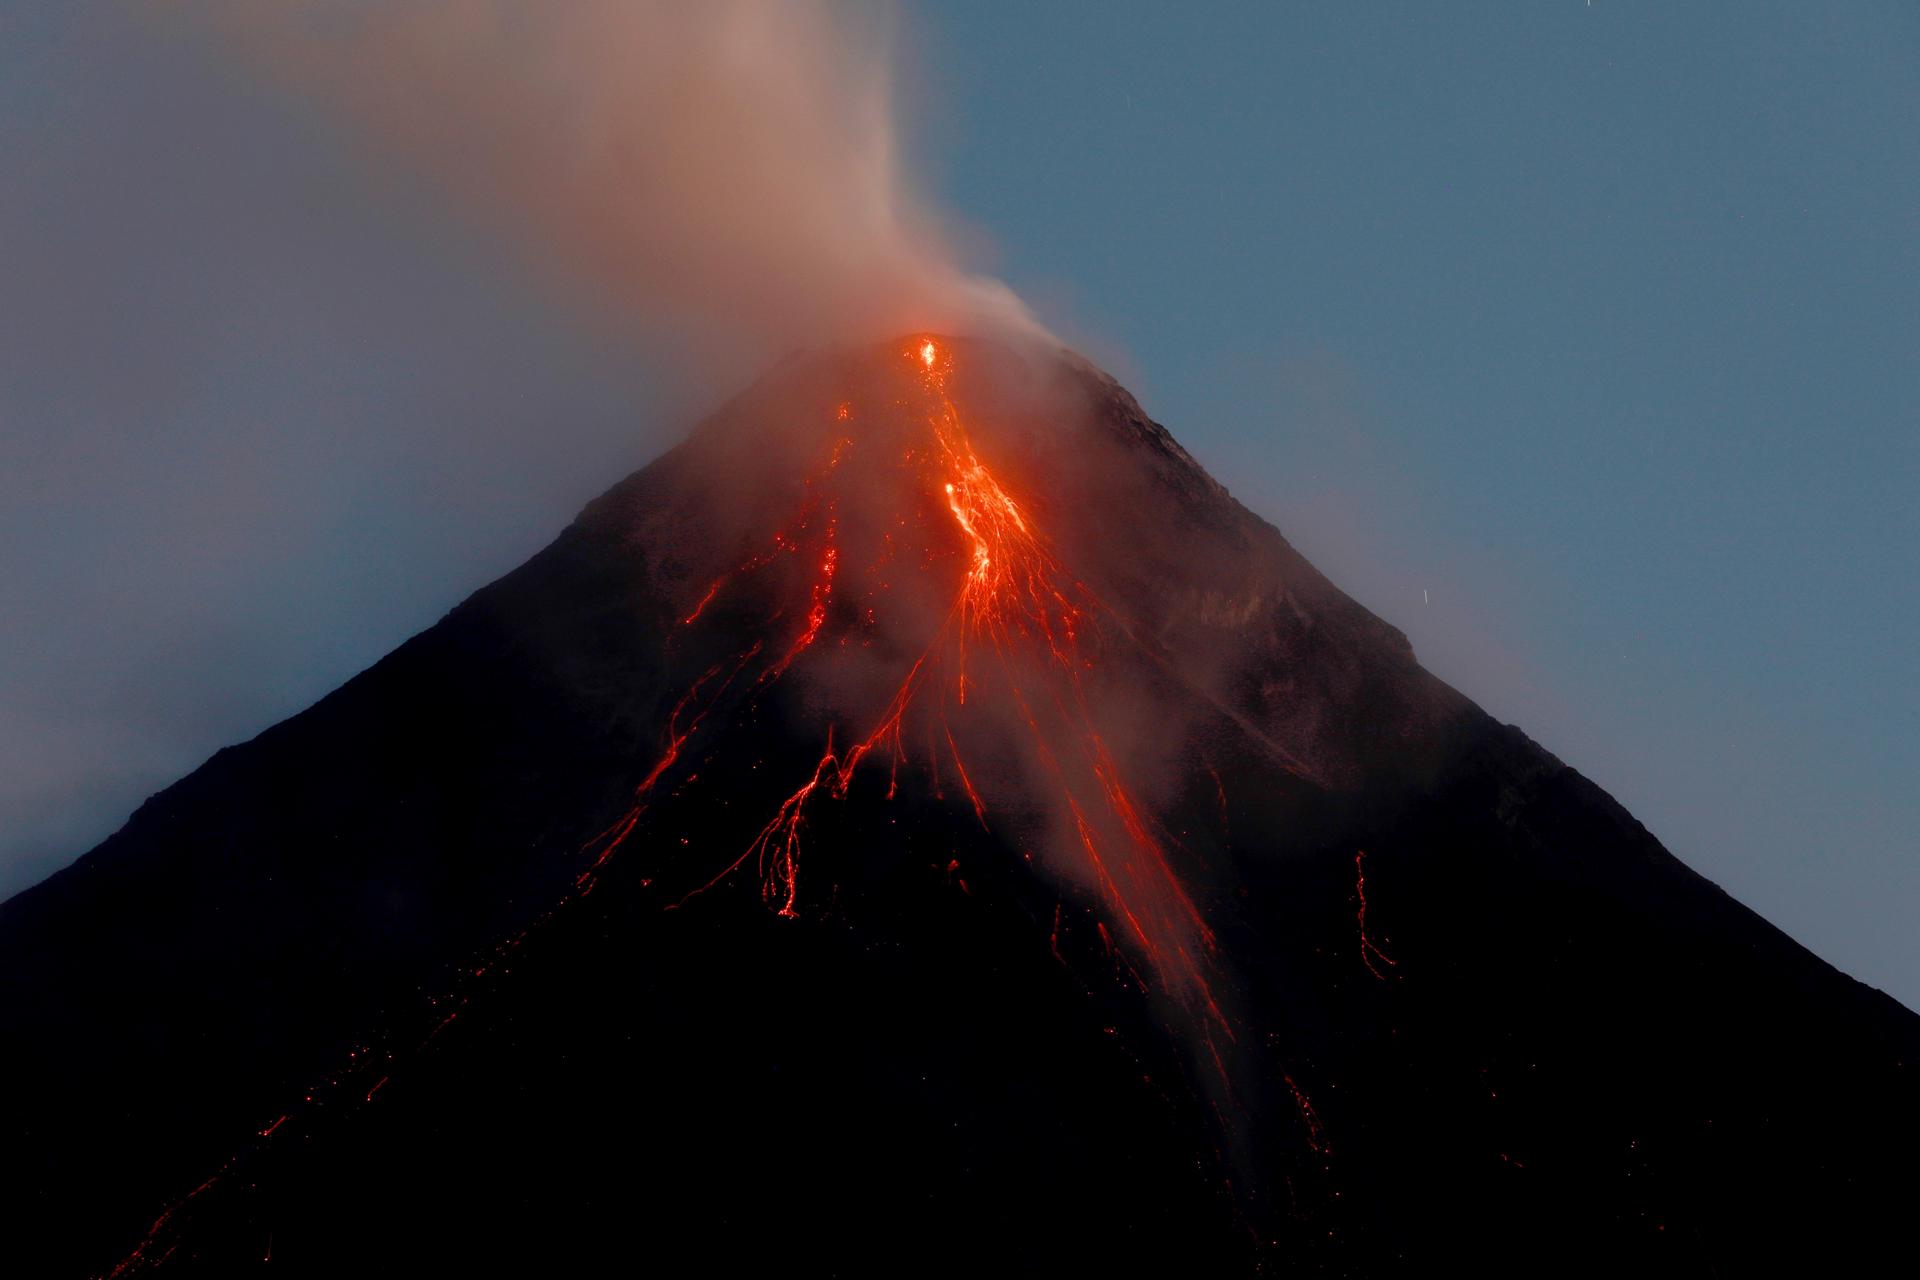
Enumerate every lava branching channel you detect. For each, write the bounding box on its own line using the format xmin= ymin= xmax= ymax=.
xmin=591 ymin=339 xmax=1236 ymax=1062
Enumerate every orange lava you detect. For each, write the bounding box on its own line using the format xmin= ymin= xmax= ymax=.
xmin=654 ymin=339 xmax=1239 ymax=1075
xmin=100 ymin=339 xmax=1312 ymax=1277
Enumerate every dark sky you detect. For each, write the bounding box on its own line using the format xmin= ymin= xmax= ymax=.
xmin=3 ymin=3 xmax=1915 ymax=1008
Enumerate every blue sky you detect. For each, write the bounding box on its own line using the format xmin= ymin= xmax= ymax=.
xmin=2 ymin=2 xmax=1914 ymax=1007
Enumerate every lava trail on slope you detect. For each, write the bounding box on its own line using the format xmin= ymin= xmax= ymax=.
xmin=96 ymin=338 xmax=1341 ymax=1274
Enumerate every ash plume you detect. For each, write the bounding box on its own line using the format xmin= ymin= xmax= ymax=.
xmin=204 ymin=0 xmax=1045 ymax=382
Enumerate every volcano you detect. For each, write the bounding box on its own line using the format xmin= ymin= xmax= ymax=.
xmin=3 ymin=337 xmax=1914 ymax=1276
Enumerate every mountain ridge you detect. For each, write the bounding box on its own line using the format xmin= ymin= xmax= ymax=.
xmin=3 ymin=335 xmax=1913 ymax=1275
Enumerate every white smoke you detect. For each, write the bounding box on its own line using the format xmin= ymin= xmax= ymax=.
xmin=203 ymin=0 xmax=1044 ymax=379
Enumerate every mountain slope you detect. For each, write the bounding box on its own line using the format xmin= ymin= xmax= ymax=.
xmin=1 ymin=336 xmax=1913 ymax=1275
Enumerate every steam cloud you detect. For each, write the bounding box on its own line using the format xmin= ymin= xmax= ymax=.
xmin=209 ymin=0 xmax=1044 ymax=377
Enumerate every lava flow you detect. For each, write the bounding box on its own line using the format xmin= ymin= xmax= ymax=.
xmin=587 ymin=337 xmax=1240 ymax=1076
xmin=1355 ymin=848 xmax=1398 ymax=981
xmin=98 ymin=339 xmax=1290 ymax=1276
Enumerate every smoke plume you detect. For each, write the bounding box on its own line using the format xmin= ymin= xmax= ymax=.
xmin=208 ymin=0 xmax=1043 ymax=379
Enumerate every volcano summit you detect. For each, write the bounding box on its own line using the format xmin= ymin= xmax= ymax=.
xmin=3 ymin=338 xmax=1914 ymax=1275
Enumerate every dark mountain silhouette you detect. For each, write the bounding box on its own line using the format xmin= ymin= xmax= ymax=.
xmin=2 ymin=337 xmax=1913 ymax=1276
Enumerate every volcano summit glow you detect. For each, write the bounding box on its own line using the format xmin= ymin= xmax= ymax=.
xmin=581 ymin=339 xmax=1239 ymax=1074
